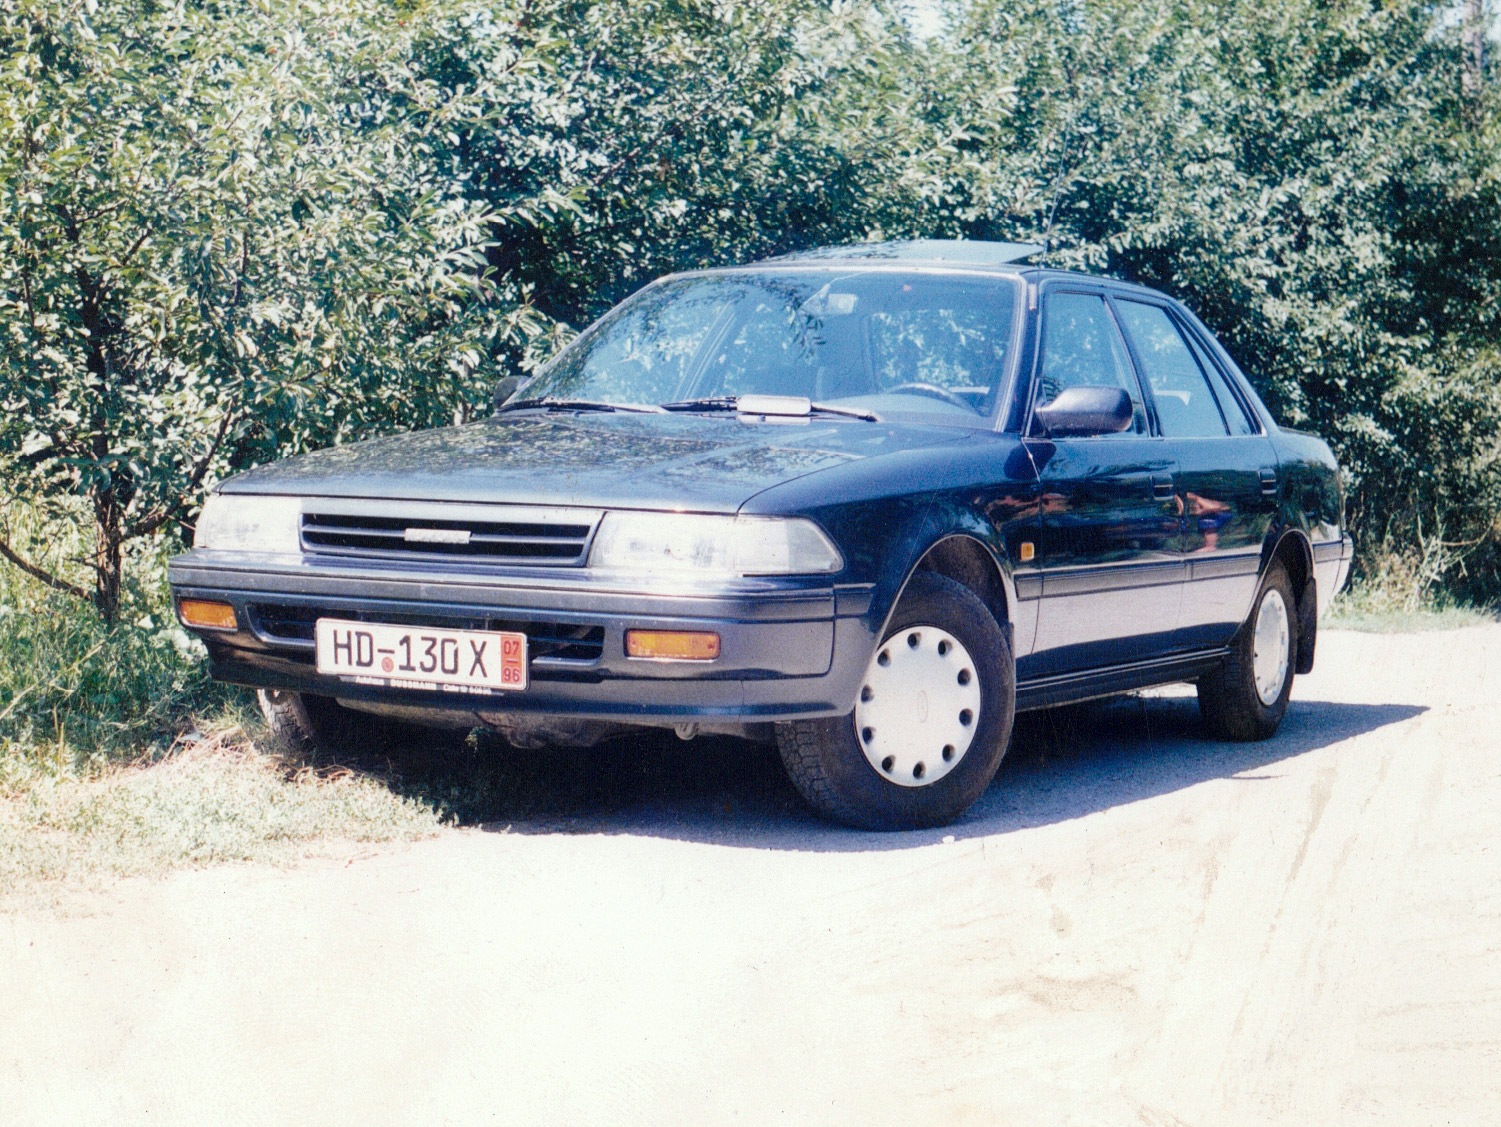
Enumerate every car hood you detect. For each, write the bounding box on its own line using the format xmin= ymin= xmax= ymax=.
xmin=219 ymin=411 xmax=978 ymax=512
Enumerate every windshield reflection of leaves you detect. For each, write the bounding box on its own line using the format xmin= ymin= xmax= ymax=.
xmin=523 ymin=272 xmax=1016 ymax=423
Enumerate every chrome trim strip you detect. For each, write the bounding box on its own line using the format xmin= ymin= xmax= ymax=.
xmin=1043 ymin=560 xmax=1184 ymax=597
xmin=1311 ymin=539 xmax=1346 ymax=563
xmin=1188 ymin=550 xmax=1263 ymax=581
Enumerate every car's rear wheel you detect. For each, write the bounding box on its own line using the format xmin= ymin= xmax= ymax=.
xmin=1197 ymin=560 xmax=1298 ymax=741
xmin=776 ymin=571 xmax=1015 ymax=830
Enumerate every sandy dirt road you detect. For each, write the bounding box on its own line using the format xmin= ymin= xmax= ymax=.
xmin=2 ymin=626 xmax=1498 ymax=1126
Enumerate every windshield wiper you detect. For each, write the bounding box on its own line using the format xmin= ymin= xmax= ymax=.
xmin=496 ymin=397 xmax=664 ymax=414
xmin=808 ymin=401 xmax=882 ymax=422
xmin=660 ymin=395 xmax=740 ymax=412
xmin=660 ymin=395 xmax=881 ymax=422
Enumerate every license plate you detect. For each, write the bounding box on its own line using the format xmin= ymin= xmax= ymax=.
xmin=315 ymin=618 xmax=527 ymax=694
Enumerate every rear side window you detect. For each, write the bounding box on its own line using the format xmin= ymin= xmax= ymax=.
xmin=1114 ymin=300 xmax=1228 ymax=438
xmin=1181 ymin=326 xmax=1258 ymax=435
xmin=1035 ymin=292 xmax=1147 ymax=435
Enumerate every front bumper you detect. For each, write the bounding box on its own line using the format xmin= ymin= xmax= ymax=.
xmin=169 ymin=550 xmax=878 ymax=724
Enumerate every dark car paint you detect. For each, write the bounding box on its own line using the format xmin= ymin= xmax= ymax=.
xmin=219 ymin=411 xmax=982 ymax=514
xmin=171 ymin=258 xmax=1353 ymax=729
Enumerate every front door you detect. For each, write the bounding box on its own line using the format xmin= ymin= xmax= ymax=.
xmin=1023 ymin=290 xmax=1183 ymax=679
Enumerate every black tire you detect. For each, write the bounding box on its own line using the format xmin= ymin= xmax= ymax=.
xmin=1197 ymin=560 xmax=1298 ymax=741
xmin=257 ymin=689 xmax=427 ymax=758
xmin=775 ymin=571 xmax=1015 ymax=830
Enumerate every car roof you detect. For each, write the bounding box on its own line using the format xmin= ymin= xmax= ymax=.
xmin=741 ymin=241 xmax=1150 ymax=291
xmin=663 ymin=241 xmax=1176 ymax=301
xmin=757 ymin=239 xmax=1045 ymax=270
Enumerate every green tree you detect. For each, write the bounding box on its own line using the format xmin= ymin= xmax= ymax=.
xmin=404 ymin=0 xmax=921 ymax=332
xmin=919 ymin=0 xmax=1501 ymax=595
xmin=0 ymin=0 xmax=924 ymax=622
xmin=0 ymin=0 xmax=519 ymax=621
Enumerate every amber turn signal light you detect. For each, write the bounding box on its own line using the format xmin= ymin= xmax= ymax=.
xmin=177 ymin=598 xmax=238 ymax=631
xmin=625 ymin=630 xmax=721 ymax=661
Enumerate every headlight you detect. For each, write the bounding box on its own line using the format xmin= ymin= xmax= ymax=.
xmin=193 ymin=493 xmax=302 ymax=554
xmin=588 ymin=513 xmax=843 ymax=576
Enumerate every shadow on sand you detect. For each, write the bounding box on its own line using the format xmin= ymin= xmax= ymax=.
xmin=350 ymin=694 xmax=1427 ymax=852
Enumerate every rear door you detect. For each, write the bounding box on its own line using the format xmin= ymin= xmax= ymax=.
xmin=1111 ymin=295 xmax=1278 ymax=648
xmin=1023 ymin=289 xmax=1182 ymax=678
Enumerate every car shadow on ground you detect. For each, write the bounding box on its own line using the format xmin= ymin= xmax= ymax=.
xmin=356 ymin=693 xmax=1427 ymax=852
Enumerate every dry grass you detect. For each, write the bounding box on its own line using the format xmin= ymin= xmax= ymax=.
xmin=1330 ymin=527 xmax=1500 ymax=632
xmin=1326 ymin=598 xmax=1498 ymax=633
xmin=0 ymin=709 xmax=442 ymax=905
xmin=0 ymin=507 xmax=443 ymax=904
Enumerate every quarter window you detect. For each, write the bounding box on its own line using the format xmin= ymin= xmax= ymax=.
xmin=1182 ymin=327 xmax=1258 ymax=435
xmin=1035 ymin=292 xmax=1147 ymax=435
xmin=1114 ymin=300 xmax=1228 ymax=438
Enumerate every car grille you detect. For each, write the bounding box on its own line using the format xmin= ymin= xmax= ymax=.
xmin=300 ymin=510 xmax=597 ymax=568
xmin=249 ymin=604 xmax=606 ymax=663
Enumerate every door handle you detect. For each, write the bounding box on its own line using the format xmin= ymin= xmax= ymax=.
xmin=1259 ymin=467 xmax=1279 ymax=497
xmin=1151 ymin=473 xmax=1175 ymax=500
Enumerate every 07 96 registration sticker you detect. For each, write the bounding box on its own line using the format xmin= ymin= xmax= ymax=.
xmin=314 ymin=618 xmax=527 ymax=694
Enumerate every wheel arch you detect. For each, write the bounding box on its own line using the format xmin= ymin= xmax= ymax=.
xmin=886 ymin=532 xmax=1015 ymax=652
xmin=1262 ymin=527 xmax=1317 ymax=674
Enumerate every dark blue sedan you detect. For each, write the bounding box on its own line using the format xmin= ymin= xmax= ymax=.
xmin=169 ymin=240 xmax=1353 ymax=829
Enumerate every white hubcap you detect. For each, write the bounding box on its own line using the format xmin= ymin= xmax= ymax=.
xmin=1252 ymin=588 xmax=1290 ymax=706
xmin=854 ymin=626 xmax=982 ymax=788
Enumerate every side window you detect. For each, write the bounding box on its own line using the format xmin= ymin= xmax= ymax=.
xmin=1035 ymin=292 xmax=1147 ymax=435
xmin=1114 ymin=300 xmax=1228 ymax=438
xmin=1181 ymin=326 xmax=1257 ymax=435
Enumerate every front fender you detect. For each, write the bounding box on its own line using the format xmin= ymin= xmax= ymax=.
xmin=745 ymin=434 xmax=1040 ymax=663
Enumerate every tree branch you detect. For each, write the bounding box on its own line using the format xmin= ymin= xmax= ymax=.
xmin=0 ymin=534 xmax=91 ymax=603
xmin=118 ymin=226 xmax=153 ymax=270
xmin=122 ymin=408 xmax=237 ymax=541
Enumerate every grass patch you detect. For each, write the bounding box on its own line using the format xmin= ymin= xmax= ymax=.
xmin=0 ymin=716 xmax=442 ymax=901
xmin=0 ymin=506 xmax=227 ymax=766
xmin=0 ymin=508 xmax=442 ymax=902
xmin=1325 ymin=602 xmax=1499 ymax=633
xmin=1330 ymin=535 xmax=1501 ymax=633
xmin=1328 ymin=573 xmax=1499 ymax=634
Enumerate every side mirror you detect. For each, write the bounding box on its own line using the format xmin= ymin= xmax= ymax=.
xmin=1033 ymin=386 xmax=1133 ymax=437
xmin=491 ymin=375 xmax=522 ymax=411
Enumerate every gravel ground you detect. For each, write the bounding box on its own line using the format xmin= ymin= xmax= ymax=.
xmin=2 ymin=626 xmax=1497 ymax=1126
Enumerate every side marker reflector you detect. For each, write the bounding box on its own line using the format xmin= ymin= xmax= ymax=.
xmin=178 ymin=599 xmax=238 ymax=631
xmin=625 ymin=630 xmax=721 ymax=661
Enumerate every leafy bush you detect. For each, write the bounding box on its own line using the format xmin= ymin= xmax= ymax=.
xmin=403 ymin=0 xmax=919 ymax=328
xmin=0 ymin=506 xmax=222 ymax=771
xmin=908 ymin=0 xmax=1501 ymax=600
xmin=0 ymin=0 xmax=523 ymax=621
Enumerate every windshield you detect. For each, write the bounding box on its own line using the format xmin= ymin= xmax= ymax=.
xmin=513 ymin=269 xmax=1023 ymax=427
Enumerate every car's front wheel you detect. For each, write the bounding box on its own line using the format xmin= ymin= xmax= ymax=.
xmin=1197 ymin=560 xmax=1298 ymax=741
xmin=257 ymin=689 xmax=427 ymax=758
xmin=776 ymin=572 xmax=1015 ymax=830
